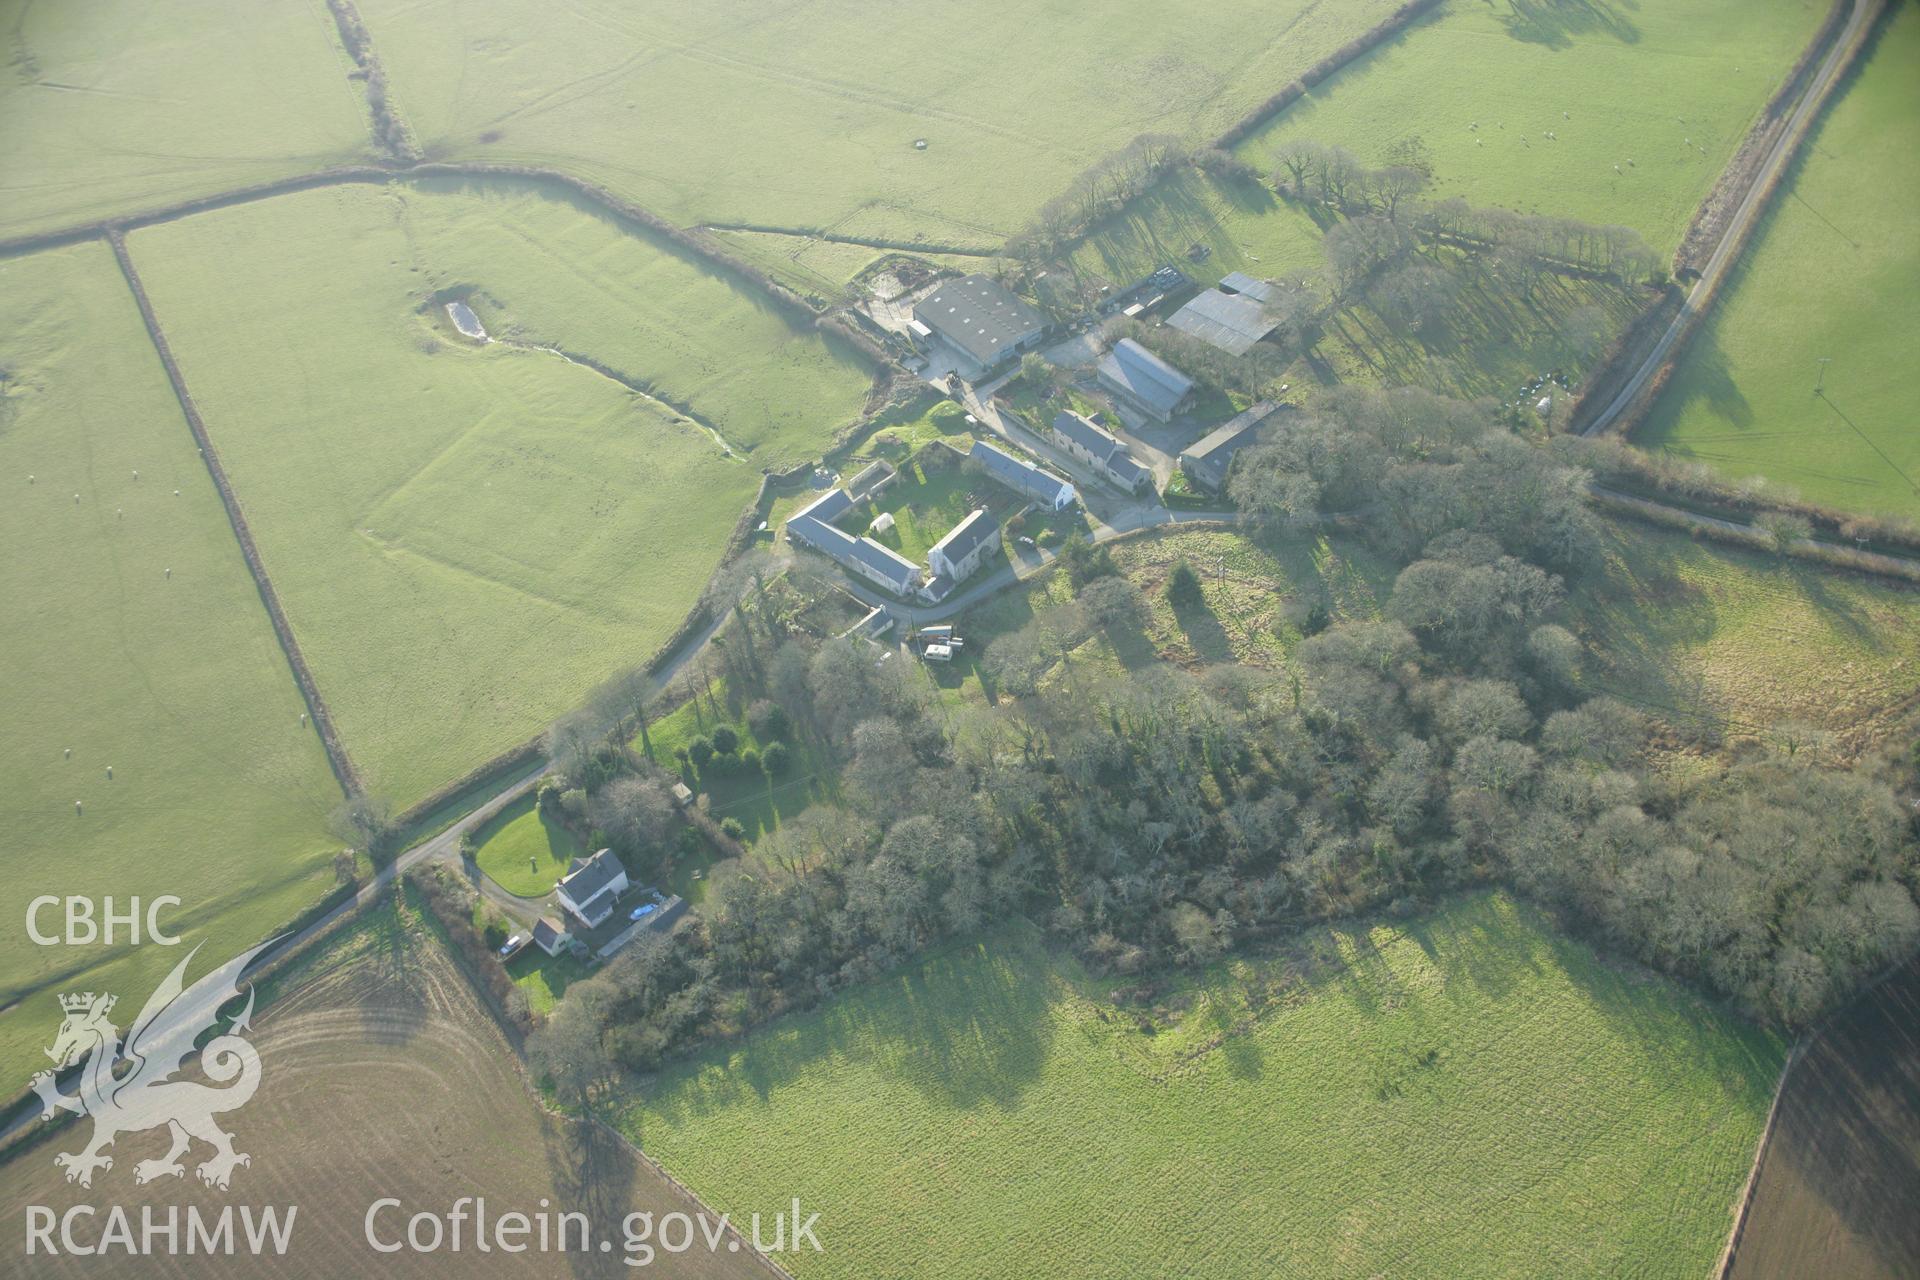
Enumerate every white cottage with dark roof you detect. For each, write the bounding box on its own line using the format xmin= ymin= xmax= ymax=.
xmin=556 ymin=849 xmax=629 ymax=930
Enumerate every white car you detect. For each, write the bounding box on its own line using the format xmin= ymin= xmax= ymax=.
xmin=630 ymin=903 xmax=657 ymax=922
xmin=498 ymin=935 xmax=523 ymax=956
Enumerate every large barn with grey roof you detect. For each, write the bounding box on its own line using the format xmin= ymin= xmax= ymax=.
xmin=911 ymin=275 xmax=1049 ymax=378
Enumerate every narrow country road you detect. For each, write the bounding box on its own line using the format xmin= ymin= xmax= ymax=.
xmin=1583 ymin=0 xmax=1880 ymax=436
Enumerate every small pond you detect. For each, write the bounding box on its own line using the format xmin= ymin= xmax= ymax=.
xmin=445 ymin=300 xmax=487 ymax=340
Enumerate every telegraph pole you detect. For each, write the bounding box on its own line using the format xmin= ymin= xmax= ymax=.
xmin=1815 ymin=356 xmax=1831 ymax=396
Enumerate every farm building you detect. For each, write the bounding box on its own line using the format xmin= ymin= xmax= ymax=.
xmin=531 ymin=916 xmax=569 ymax=957
xmin=912 ymin=274 xmax=1049 ymax=378
xmin=1218 ymin=271 xmax=1280 ymax=302
xmin=1048 ymin=410 xmax=1152 ymax=493
xmin=791 ymin=486 xmax=854 ymax=527
xmin=556 ymin=848 xmax=629 ymax=930
xmin=788 ymin=512 xmax=924 ymax=596
xmin=927 ymin=508 xmax=1000 ymax=586
xmin=969 ymin=440 xmax=1076 ymax=510
xmin=1166 ymin=288 xmax=1278 ymax=357
xmin=1097 ymin=338 xmax=1195 ymax=422
xmin=1179 ymin=401 xmax=1286 ymax=495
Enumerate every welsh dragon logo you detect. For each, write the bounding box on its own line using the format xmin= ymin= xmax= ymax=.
xmin=29 ymin=940 xmax=274 ymax=1190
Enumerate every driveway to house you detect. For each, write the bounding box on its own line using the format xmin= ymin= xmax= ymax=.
xmin=1583 ymin=0 xmax=1880 ymax=435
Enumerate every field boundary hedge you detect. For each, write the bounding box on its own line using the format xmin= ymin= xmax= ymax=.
xmin=1569 ymin=0 xmax=1882 ymax=441
xmin=1210 ymin=0 xmax=1448 ymax=151
xmin=1677 ymin=0 xmax=1854 ymax=275
xmin=107 ymin=231 xmax=363 ymax=797
xmin=0 ymin=165 xmax=896 ymax=375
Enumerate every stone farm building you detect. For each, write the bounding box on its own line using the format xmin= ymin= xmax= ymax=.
xmin=1179 ymin=401 xmax=1286 ymax=495
xmin=1048 ymin=410 xmax=1152 ymax=493
xmin=788 ymin=476 xmax=1003 ymax=600
xmin=531 ymin=916 xmax=568 ymax=957
xmin=1166 ymin=271 xmax=1283 ymax=357
xmin=556 ymin=848 xmax=629 ymax=930
xmin=1097 ymin=338 xmax=1195 ymax=423
xmin=968 ymin=440 xmax=1076 ymax=511
xmin=911 ymin=274 xmax=1048 ymax=379
xmin=927 ymin=508 xmax=1001 ymax=597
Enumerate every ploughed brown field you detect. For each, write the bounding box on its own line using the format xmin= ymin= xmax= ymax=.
xmin=0 ymin=894 xmax=761 ymax=1279
xmin=1729 ymin=957 xmax=1920 ymax=1280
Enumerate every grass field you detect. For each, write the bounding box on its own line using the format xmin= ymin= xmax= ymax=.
xmin=1235 ymin=0 xmax=1827 ymax=253
xmin=629 ymin=891 xmax=1781 ymax=1279
xmin=1637 ymin=3 xmax=1920 ymax=519
xmin=0 ymin=886 xmax=763 ymax=1279
xmin=401 ymin=176 xmax=875 ymax=466
xmin=1569 ymin=517 xmax=1920 ymax=756
xmin=471 ymin=793 xmax=583 ymax=896
xmin=1729 ymin=956 xmax=1920 ymax=1280
xmin=0 ymin=242 xmax=340 ymax=1086
xmin=0 ymin=0 xmax=370 ymax=239
xmin=352 ymin=0 xmax=1406 ymax=242
xmin=123 ymin=181 xmax=864 ymax=805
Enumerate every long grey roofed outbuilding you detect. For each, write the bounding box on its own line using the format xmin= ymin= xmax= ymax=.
xmin=969 ymin=440 xmax=1074 ymax=506
xmin=912 ymin=274 xmax=1047 ymax=370
xmin=1097 ymin=339 xmax=1194 ymax=417
xmin=792 ymin=486 xmax=854 ymax=527
xmin=1218 ymin=271 xmax=1280 ymax=303
xmin=1166 ymin=289 xmax=1278 ymax=357
xmin=929 ymin=508 xmax=997 ymax=565
xmin=1179 ymin=401 xmax=1285 ymax=493
xmin=790 ymin=512 xmax=922 ymax=592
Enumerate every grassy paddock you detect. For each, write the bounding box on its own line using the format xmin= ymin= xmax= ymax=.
xmin=1235 ymin=0 xmax=1826 ymax=252
xmin=1637 ymin=3 xmax=1920 ymax=519
xmin=0 ymin=242 xmax=339 ymax=1084
xmin=628 ymin=891 xmax=1782 ymax=1279
xmin=399 ymin=176 xmax=874 ymax=465
xmin=353 ymin=0 xmax=1406 ymax=241
xmin=470 ymin=794 xmax=582 ymax=897
xmin=1568 ymin=516 xmax=1920 ymax=756
xmin=0 ymin=0 xmax=370 ymax=238
xmin=127 ymin=183 xmax=768 ymax=806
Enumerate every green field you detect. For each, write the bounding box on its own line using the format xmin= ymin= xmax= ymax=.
xmin=1638 ymin=3 xmax=1920 ymax=518
xmin=125 ymin=183 xmax=779 ymax=805
xmin=471 ymin=794 xmax=582 ymax=896
xmin=351 ymin=0 xmax=1406 ymax=241
xmin=0 ymin=0 xmax=370 ymax=238
xmin=0 ymin=242 xmax=340 ymax=1082
xmin=629 ymin=891 xmax=1781 ymax=1279
xmin=1570 ymin=515 xmax=1920 ymax=755
xmin=1237 ymin=0 xmax=1825 ymax=252
xmin=400 ymin=177 xmax=875 ymax=465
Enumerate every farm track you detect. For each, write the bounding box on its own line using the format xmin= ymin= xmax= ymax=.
xmin=105 ymin=230 xmax=363 ymax=798
xmin=1581 ymin=0 xmax=1883 ymax=437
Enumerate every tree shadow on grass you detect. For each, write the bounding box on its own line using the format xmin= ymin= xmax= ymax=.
xmin=643 ymin=931 xmax=1058 ymax=1131
xmin=1497 ymin=0 xmax=1641 ymax=50
xmin=1171 ymin=598 xmax=1236 ymax=664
